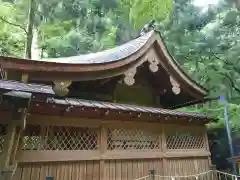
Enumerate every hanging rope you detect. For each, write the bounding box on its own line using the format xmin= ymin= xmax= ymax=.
xmin=134 ymin=170 xmax=240 ymax=180
xmin=154 ymin=170 xmax=213 ymax=178
xmin=134 ymin=175 xmax=150 ymax=180
xmin=215 ymin=170 xmax=240 ymax=178
xmin=134 ymin=171 xmax=213 ymax=180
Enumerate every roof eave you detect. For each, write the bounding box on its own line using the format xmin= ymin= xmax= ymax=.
xmin=153 ymin=31 xmax=208 ymax=97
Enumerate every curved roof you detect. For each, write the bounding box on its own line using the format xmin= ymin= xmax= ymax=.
xmin=0 ymin=30 xmax=208 ymax=99
xmin=40 ymin=31 xmax=153 ymax=64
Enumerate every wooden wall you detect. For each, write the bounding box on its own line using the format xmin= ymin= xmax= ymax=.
xmin=13 ymin=161 xmax=100 ymax=180
xmin=164 ymin=158 xmax=210 ymax=176
xmin=104 ymin=159 xmax=163 ymax=180
xmin=114 ymin=82 xmax=156 ymax=106
xmin=13 ymin=158 xmax=210 ymax=180
xmin=0 ymin=115 xmax=211 ymax=180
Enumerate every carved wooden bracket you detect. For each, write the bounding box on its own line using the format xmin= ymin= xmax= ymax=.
xmin=148 ymin=56 xmax=159 ymax=73
xmin=123 ymin=68 xmax=137 ymax=86
xmin=170 ymin=76 xmax=181 ymax=95
xmin=53 ymin=80 xmax=72 ymax=97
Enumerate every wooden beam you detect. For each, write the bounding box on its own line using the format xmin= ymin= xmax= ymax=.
xmin=0 ymin=111 xmax=207 ymax=128
xmin=18 ymin=150 xmax=101 ymax=163
xmin=16 ymin=150 xmax=210 ymax=163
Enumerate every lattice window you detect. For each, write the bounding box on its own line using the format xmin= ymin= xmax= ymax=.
xmin=166 ymin=130 xmax=204 ymax=150
xmin=22 ymin=125 xmax=41 ymax=150
xmin=44 ymin=126 xmax=98 ymax=150
xmin=0 ymin=124 xmax=7 ymax=154
xmin=107 ymin=128 xmax=161 ymax=150
xmin=22 ymin=125 xmax=98 ymax=150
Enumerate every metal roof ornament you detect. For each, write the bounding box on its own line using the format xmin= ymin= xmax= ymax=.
xmin=140 ymin=20 xmax=155 ymax=36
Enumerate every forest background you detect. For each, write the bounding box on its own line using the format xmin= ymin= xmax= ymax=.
xmin=0 ymin=0 xmax=239 ymax=171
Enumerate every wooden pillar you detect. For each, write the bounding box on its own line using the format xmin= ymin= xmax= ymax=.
xmin=21 ymin=73 xmax=29 ymax=83
xmin=10 ymin=107 xmax=28 ymax=165
xmin=3 ymin=71 xmax=7 ymax=80
xmin=237 ymin=161 xmax=240 ymax=169
xmin=10 ymin=129 xmax=22 ymax=164
xmin=0 ymin=96 xmax=30 ymax=180
xmin=99 ymin=125 xmax=107 ymax=180
xmin=0 ymin=119 xmax=17 ymax=180
xmin=204 ymin=126 xmax=212 ymax=167
xmin=161 ymin=125 xmax=167 ymax=176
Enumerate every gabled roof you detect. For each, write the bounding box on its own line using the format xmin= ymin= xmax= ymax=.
xmin=0 ymin=30 xmax=208 ymax=107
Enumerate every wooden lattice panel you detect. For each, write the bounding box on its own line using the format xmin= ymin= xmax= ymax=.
xmin=107 ymin=128 xmax=161 ymax=150
xmin=166 ymin=129 xmax=204 ymax=150
xmin=22 ymin=125 xmax=98 ymax=150
xmin=45 ymin=126 xmax=98 ymax=150
xmin=22 ymin=125 xmax=41 ymax=150
xmin=0 ymin=136 xmax=4 ymax=153
xmin=0 ymin=124 xmax=7 ymax=154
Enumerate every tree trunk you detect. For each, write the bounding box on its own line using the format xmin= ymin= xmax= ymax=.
xmin=24 ymin=0 xmax=36 ymax=59
xmin=234 ymin=0 xmax=240 ymax=11
xmin=31 ymin=29 xmax=40 ymax=59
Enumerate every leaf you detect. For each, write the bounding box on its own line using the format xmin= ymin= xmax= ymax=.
xmin=119 ymin=0 xmax=173 ymax=29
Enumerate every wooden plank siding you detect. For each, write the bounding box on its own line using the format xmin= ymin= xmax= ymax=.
xmin=12 ymin=158 xmax=210 ymax=180
xmin=0 ymin=115 xmax=211 ymax=180
xmin=164 ymin=158 xmax=210 ymax=176
xmin=13 ymin=161 xmax=100 ymax=180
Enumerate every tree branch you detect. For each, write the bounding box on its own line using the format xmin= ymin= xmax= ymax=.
xmin=220 ymin=72 xmax=240 ymax=94
xmin=223 ymin=60 xmax=240 ymax=75
xmin=210 ymin=52 xmax=240 ymax=76
xmin=0 ymin=16 xmax=27 ymax=34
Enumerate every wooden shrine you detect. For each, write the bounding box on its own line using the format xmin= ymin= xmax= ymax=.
xmin=0 ymin=30 xmax=214 ymax=180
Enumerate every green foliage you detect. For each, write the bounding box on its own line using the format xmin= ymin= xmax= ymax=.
xmin=181 ymin=102 xmax=240 ymax=170
xmin=118 ymin=0 xmax=172 ymax=29
xmin=0 ymin=0 xmax=25 ymax=56
xmin=181 ymin=102 xmax=240 ymax=132
xmin=158 ymin=0 xmax=240 ymax=170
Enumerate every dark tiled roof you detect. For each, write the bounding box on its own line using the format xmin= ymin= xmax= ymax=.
xmin=0 ymin=80 xmax=213 ymax=121
xmin=4 ymin=91 xmax=32 ymax=99
xmin=46 ymin=97 xmax=213 ymax=120
xmin=38 ymin=31 xmax=153 ymax=64
xmin=0 ymin=80 xmax=54 ymax=95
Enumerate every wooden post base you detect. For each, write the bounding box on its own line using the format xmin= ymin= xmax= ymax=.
xmin=0 ymin=166 xmax=17 ymax=180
